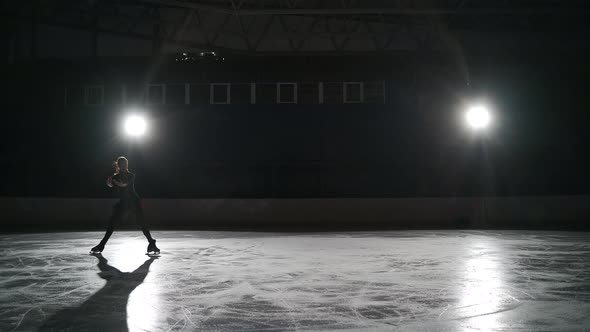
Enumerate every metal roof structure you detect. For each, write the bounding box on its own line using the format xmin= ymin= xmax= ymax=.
xmin=3 ymin=0 xmax=589 ymax=56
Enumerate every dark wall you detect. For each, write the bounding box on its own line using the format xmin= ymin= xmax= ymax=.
xmin=2 ymin=55 xmax=589 ymax=198
xmin=3 ymin=197 xmax=590 ymax=232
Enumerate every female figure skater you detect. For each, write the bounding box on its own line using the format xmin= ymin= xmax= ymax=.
xmin=90 ymin=156 xmax=160 ymax=254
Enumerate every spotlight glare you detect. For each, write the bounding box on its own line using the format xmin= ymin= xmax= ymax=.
xmin=124 ymin=115 xmax=147 ymax=137
xmin=465 ymin=105 xmax=490 ymax=130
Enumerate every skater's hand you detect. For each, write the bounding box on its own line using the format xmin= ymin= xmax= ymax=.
xmin=112 ymin=178 xmax=128 ymax=187
xmin=106 ymin=176 xmax=114 ymax=188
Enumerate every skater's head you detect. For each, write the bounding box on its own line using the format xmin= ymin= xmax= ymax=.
xmin=115 ymin=156 xmax=129 ymax=173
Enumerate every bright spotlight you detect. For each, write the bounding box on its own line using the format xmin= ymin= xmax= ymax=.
xmin=124 ymin=115 xmax=147 ymax=137
xmin=465 ymin=105 xmax=490 ymax=130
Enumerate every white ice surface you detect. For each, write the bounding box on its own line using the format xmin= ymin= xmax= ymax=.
xmin=1 ymin=231 xmax=589 ymax=331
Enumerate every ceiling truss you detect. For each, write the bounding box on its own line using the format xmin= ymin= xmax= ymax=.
xmin=2 ymin=0 xmax=589 ymax=55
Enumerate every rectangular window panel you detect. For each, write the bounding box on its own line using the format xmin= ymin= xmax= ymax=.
xmin=298 ymin=82 xmax=320 ymax=104
xmin=67 ymin=87 xmax=84 ymax=106
xmin=84 ymin=85 xmax=104 ymax=106
xmin=343 ymin=82 xmax=363 ymax=103
xmin=324 ymin=82 xmax=343 ymax=104
xmin=364 ymin=81 xmax=385 ymax=103
xmin=210 ymin=83 xmax=230 ymax=104
xmin=277 ymin=83 xmax=297 ymax=104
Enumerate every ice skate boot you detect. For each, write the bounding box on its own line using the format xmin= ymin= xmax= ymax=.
xmin=90 ymin=243 xmax=105 ymax=254
xmin=147 ymin=239 xmax=160 ymax=255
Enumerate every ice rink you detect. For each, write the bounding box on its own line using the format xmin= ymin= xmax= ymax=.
xmin=1 ymin=230 xmax=589 ymax=331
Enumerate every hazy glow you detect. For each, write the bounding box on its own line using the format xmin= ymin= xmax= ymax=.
xmin=465 ymin=105 xmax=491 ymax=130
xmin=124 ymin=115 xmax=147 ymax=137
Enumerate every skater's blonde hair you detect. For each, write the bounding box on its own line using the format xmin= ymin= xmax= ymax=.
xmin=113 ymin=156 xmax=129 ymax=173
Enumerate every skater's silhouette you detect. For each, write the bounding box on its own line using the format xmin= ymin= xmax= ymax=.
xmin=91 ymin=156 xmax=159 ymax=254
xmin=39 ymin=254 xmax=157 ymax=331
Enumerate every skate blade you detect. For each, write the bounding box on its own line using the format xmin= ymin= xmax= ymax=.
xmin=146 ymin=251 xmax=160 ymax=256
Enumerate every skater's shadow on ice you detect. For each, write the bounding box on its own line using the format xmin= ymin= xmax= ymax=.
xmin=38 ymin=254 xmax=157 ymax=332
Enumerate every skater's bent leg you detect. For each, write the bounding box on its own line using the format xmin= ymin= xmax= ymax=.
xmin=98 ymin=205 xmax=123 ymax=246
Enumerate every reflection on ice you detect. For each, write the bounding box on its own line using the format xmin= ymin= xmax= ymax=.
xmin=458 ymin=240 xmax=509 ymax=331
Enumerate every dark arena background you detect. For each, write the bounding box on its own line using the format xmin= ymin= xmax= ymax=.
xmin=1 ymin=1 xmax=590 ymax=331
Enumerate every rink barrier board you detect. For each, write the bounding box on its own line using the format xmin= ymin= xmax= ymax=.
xmin=1 ymin=196 xmax=589 ymax=231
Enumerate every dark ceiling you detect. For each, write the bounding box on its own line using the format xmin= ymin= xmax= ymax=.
xmin=3 ymin=0 xmax=589 ymax=56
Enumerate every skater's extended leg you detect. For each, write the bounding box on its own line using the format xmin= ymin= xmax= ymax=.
xmin=91 ymin=204 xmax=123 ymax=253
xmin=99 ymin=223 xmax=114 ymax=246
xmin=101 ymin=206 xmax=122 ymax=244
